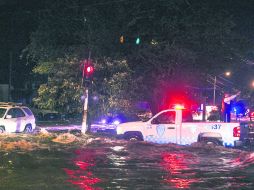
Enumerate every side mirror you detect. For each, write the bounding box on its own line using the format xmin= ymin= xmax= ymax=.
xmin=5 ymin=115 xmax=12 ymax=119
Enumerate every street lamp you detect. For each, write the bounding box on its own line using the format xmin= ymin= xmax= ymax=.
xmin=213 ymin=71 xmax=231 ymax=105
xmin=225 ymin=71 xmax=231 ymax=77
xmin=251 ymin=80 xmax=254 ymax=88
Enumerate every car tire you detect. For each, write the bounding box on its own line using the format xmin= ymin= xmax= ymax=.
xmin=24 ymin=124 xmax=33 ymax=133
xmin=202 ymin=138 xmax=222 ymax=146
xmin=0 ymin=126 xmax=5 ymax=133
xmin=124 ymin=132 xmax=143 ymax=141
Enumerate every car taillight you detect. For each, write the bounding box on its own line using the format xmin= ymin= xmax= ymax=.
xmin=251 ymin=112 xmax=254 ymax=117
xmin=233 ymin=126 xmax=240 ymax=137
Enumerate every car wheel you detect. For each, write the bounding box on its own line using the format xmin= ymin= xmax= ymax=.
xmin=125 ymin=132 xmax=143 ymax=141
xmin=128 ymin=136 xmax=139 ymax=141
xmin=24 ymin=125 xmax=33 ymax=133
xmin=0 ymin=126 xmax=5 ymax=133
xmin=203 ymin=139 xmax=222 ymax=146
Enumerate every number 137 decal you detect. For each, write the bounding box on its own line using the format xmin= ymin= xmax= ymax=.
xmin=211 ymin=124 xmax=221 ymax=129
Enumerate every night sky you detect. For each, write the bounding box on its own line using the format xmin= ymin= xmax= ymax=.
xmin=0 ymin=0 xmax=47 ymax=87
xmin=0 ymin=0 xmax=254 ymax=94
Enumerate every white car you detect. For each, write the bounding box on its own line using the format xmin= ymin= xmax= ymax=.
xmin=0 ymin=102 xmax=36 ymax=133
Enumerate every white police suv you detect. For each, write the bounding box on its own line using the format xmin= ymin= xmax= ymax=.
xmin=0 ymin=102 xmax=36 ymax=133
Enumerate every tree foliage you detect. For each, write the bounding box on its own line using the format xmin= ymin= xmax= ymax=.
xmin=33 ymin=57 xmax=82 ymax=113
xmin=91 ymin=58 xmax=139 ymax=115
xmin=26 ymin=0 xmax=253 ymax=115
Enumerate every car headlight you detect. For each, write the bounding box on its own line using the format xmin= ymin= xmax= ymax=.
xmin=116 ymin=126 xmax=123 ymax=135
xmin=113 ymin=120 xmax=121 ymax=125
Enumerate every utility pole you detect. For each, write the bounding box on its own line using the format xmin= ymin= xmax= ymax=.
xmin=212 ymin=72 xmax=231 ymax=105
xmin=81 ymin=87 xmax=89 ymax=133
xmin=8 ymin=51 xmax=12 ymax=102
xmin=213 ymin=76 xmax=217 ymax=105
xmin=81 ymin=52 xmax=94 ymax=134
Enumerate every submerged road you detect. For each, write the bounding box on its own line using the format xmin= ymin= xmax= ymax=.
xmin=63 ymin=138 xmax=254 ymax=190
xmin=1 ymin=125 xmax=253 ymax=190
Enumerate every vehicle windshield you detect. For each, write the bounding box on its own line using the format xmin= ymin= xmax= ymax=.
xmin=137 ymin=111 xmax=153 ymax=122
xmin=0 ymin=108 xmax=7 ymax=118
xmin=141 ymin=117 xmax=151 ymax=122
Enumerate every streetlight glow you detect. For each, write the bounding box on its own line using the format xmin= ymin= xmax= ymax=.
xmin=225 ymin=71 xmax=231 ymax=76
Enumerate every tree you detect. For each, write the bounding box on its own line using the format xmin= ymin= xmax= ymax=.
xmin=26 ymin=0 xmax=253 ymax=115
xmin=32 ymin=57 xmax=82 ymax=114
xmin=90 ymin=58 xmax=139 ymax=117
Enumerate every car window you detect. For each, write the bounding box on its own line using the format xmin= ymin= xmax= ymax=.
xmin=182 ymin=110 xmax=193 ymax=122
xmin=7 ymin=108 xmax=26 ymax=118
xmin=152 ymin=111 xmax=175 ymax=124
xmin=22 ymin=107 xmax=34 ymax=116
xmin=0 ymin=108 xmax=7 ymax=118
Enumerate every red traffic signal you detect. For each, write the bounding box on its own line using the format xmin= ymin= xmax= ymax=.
xmin=81 ymin=59 xmax=94 ymax=79
xmin=84 ymin=65 xmax=94 ymax=79
xmin=86 ymin=65 xmax=94 ymax=74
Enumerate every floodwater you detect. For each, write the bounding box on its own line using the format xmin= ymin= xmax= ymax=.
xmin=1 ymin=136 xmax=254 ymax=190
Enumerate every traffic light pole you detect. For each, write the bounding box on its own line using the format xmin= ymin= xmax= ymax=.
xmin=81 ymin=52 xmax=93 ymax=134
xmin=81 ymin=87 xmax=89 ymax=134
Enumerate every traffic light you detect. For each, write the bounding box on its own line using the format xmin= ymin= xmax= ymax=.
xmin=135 ymin=37 xmax=140 ymax=45
xmin=120 ymin=35 xmax=124 ymax=44
xmin=81 ymin=59 xmax=94 ymax=80
xmin=85 ymin=65 xmax=94 ymax=79
xmin=84 ymin=65 xmax=94 ymax=80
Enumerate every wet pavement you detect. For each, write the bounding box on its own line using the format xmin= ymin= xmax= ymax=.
xmin=63 ymin=138 xmax=254 ymax=190
xmin=1 ymin=135 xmax=254 ymax=190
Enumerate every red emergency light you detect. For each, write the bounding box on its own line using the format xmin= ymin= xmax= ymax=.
xmin=250 ymin=111 xmax=254 ymax=121
xmin=233 ymin=126 xmax=240 ymax=137
xmin=174 ymin=104 xmax=185 ymax=110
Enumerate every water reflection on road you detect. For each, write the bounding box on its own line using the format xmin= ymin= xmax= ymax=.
xmin=64 ymin=148 xmax=103 ymax=190
xmin=161 ymin=152 xmax=199 ymax=189
xmin=63 ymin=138 xmax=254 ymax=190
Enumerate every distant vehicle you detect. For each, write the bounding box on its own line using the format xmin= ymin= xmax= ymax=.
xmin=229 ymin=100 xmax=253 ymax=122
xmin=31 ymin=108 xmax=62 ymax=121
xmin=249 ymin=107 xmax=254 ymax=121
xmin=0 ymin=102 xmax=36 ymax=133
xmin=90 ymin=113 xmax=142 ymax=134
xmin=90 ymin=102 xmax=153 ymax=134
xmin=43 ymin=112 xmax=61 ymax=121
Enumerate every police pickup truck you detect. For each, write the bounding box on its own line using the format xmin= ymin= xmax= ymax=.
xmin=116 ymin=108 xmax=243 ymax=147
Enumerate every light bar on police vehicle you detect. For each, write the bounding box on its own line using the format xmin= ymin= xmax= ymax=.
xmin=174 ymin=104 xmax=185 ymax=110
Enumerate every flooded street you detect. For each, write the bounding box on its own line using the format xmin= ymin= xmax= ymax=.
xmin=64 ymin=139 xmax=254 ymax=190
xmin=1 ymin=135 xmax=254 ymax=189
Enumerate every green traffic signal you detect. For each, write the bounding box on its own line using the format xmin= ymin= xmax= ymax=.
xmin=136 ymin=37 xmax=140 ymax=45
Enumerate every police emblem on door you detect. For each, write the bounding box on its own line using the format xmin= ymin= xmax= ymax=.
xmin=156 ymin=125 xmax=165 ymax=137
